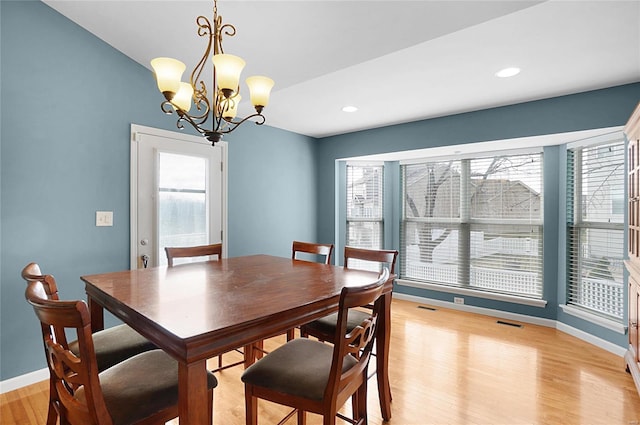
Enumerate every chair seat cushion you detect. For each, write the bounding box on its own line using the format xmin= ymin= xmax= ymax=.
xmin=303 ymin=309 xmax=371 ymax=340
xmin=241 ymin=338 xmax=357 ymax=401
xmin=69 ymin=324 xmax=156 ymax=372
xmin=75 ymin=349 xmax=218 ymax=425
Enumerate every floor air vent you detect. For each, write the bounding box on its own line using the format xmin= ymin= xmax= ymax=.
xmin=417 ymin=305 xmax=437 ymax=311
xmin=497 ymin=320 xmax=523 ymax=328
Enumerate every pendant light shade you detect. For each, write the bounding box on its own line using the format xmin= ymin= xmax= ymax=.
xmin=172 ymin=82 xmax=194 ymax=112
xmin=212 ymin=54 xmax=246 ymax=95
xmin=150 ymin=57 xmax=186 ymax=97
xmin=246 ymin=76 xmax=275 ymax=108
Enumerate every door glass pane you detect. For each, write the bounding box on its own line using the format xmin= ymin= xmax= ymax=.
xmin=157 ymin=152 xmax=208 ymax=265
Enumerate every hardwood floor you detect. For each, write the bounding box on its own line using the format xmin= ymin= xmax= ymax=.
xmin=2 ymin=298 xmax=639 ymax=424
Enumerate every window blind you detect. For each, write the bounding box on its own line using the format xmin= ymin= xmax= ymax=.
xmin=346 ymin=165 xmax=384 ymax=264
xmin=567 ymin=140 xmax=625 ymax=320
xmin=401 ymin=153 xmax=543 ymax=298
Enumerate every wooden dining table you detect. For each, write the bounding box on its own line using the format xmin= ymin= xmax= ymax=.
xmin=81 ymin=254 xmax=394 ymax=425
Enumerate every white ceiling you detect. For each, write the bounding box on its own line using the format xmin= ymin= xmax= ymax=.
xmin=43 ymin=0 xmax=640 ymax=139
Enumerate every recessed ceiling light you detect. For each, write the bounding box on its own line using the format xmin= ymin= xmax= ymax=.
xmin=342 ymin=106 xmax=358 ymax=113
xmin=495 ymin=67 xmax=521 ymax=78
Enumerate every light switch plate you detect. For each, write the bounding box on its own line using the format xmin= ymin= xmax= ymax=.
xmin=96 ymin=211 xmax=113 ymax=227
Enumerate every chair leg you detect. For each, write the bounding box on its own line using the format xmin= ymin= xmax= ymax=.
xmin=46 ymin=402 xmax=58 ymax=425
xmin=322 ymin=410 xmax=336 ymax=425
xmin=355 ymin=378 xmax=368 ymax=424
xmin=351 ymin=394 xmax=358 ymax=424
xmin=47 ymin=382 xmax=59 ymax=425
xmin=244 ymin=385 xmax=258 ymax=425
xmin=254 ymin=340 xmax=265 ymax=360
xmin=297 ymin=409 xmax=307 ymax=425
xmin=287 ymin=328 xmax=296 ymax=341
xmin=208 ymin=388 xmax=214 ymax=425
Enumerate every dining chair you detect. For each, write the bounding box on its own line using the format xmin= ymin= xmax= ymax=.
xmin=24 ymin=277 xmax=218 ymax=425
xmin=164 ymin=242 xmax=223 ymax=267
xmin=165 ymin=243 xmax=243 ymax=372
xmin=291 ymin=240 xmax=334 ymax=265
xmin=300 ymin=246 xmax=398 ymax=342
xmin=241 ymin=268 xmax=389 ymax=425
xmin=283 ymin=240 xmax=335 ymax=341
xmin=21 ymin=263 xmax=156 ymax=372
xmin=299 ymin=246 xmax=398 ymax=408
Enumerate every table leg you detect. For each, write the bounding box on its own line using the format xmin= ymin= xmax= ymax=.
xmin=179 ymin=359 xmax=210 ymax=425
xmin=376 ymin=292 xmax=392 ymax=420
xmin=87 ymin=295 xmax=104 ymax=333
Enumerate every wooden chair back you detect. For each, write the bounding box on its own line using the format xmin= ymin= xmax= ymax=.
xmin=21 ymin=262 xmax=60 ymax=300
xmin=291 ymin=241 xmax=334 ymax=264
xmin=25 ymin=279 xmax=111 ymax=424
xmin=324 ymin=267 xmax=389 ymax=408
xmin=243 ymin=267 xmax=390 ymax=424
xmin=165 ymin=243 xmax=222 ymax=267
xmin=344 ymin=246 xmax=398 ymax=274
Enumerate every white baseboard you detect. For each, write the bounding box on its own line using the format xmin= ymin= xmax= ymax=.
xmin=556 ymin=321 xmax=626 ymax=357
xmin=393 ymin=293 xmax=626 ymax=357
xmin=0 ymin=368 xmax=48 ymax=394
xmin=1 ymin=294 xmax=626 ymax=394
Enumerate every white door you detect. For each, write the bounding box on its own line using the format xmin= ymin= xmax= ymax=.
xmin=130 ymin=124 xmax=227 ymax=269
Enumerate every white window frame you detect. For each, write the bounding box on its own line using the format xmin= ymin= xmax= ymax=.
xmin=398 ymin=147 xmax=547 ymax=307
xmin=564 ymin=131 xmax=625 ymax=332
xmin=346 ymin=163 xmax=384 ymax=254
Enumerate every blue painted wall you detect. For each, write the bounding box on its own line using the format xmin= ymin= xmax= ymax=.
xmin=0 ymin=1 xmax=317 ymax=381
xmin=316 ymin=84 xmax=640 ymax=349
xmin=2 ymin=0 xmax=638 ymax=383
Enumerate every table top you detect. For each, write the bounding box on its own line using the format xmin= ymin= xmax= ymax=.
xmin=81 ymin=254 xmax=389 ymax=363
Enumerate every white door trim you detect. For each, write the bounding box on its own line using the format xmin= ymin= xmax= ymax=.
xmin=129 ymin=124 xmax=228 ymax=269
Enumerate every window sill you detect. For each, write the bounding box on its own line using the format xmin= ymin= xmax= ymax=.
xmin=559 ymin=304 xmax=626 ymax=334
xmin=396 ymin=279 xmax=547 ymax=308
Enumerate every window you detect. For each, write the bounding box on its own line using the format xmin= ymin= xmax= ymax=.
xmin=567 ymin=140 xmax=625 ymax=321
xmin=346 ymin=164 xmax=383 ymax=269
xmin=401 ymin=152 xmax=544 ymax=299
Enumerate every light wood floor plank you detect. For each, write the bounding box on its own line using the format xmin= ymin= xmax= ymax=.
xmin=2 ymin=298 xmax=639 ymax=424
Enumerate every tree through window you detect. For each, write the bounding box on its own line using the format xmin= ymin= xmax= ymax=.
xmin=401 ymin=152 xmax=543 ymax=298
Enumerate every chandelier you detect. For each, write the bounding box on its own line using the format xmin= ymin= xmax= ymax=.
xmin=150 ymin=0 xmax=274 ymax=145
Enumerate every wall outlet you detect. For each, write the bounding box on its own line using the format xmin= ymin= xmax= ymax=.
xmin=454 ymin=297 xmax=464 ymax=305
xmin=96 ymin=211 xmax=113 ymax=227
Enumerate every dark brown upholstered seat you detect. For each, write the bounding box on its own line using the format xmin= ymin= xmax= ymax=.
xmin=164 ymin=243 xmax=222 ymax=267
xmin=300 ymin=246 xmax=398 ymax=342
xmin=241 ymin=268 xmax=389 ymax=425
xmin=25 ymin=277 xmax=217 ymax=425
xmin=164 ymin=243 xmax=243 ymax=373
xmin=21 ymin=263 xmax=156 ymax=372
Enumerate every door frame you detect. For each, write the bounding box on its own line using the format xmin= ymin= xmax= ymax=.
xmin=129 ymin=124 xmax=228 ymax=269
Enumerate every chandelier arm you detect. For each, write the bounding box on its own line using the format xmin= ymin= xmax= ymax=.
xmin=217 ymin=23 xmax=236 ymax=53
xmin=221 ymin=112 xmax=266 ymax=132
xmin=175 ymin=110 xmax=208 ymax=137
xmin=191 ymin=15 xmax=213 ymax=112
xmin=160 ymin=100 xmax=175 ymax=115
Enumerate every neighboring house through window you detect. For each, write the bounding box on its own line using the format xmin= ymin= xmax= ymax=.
xmin=400 ymin=151 xmax=544 ymax=299
xmin=567 ymin=138 xmax=625 ymax=321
